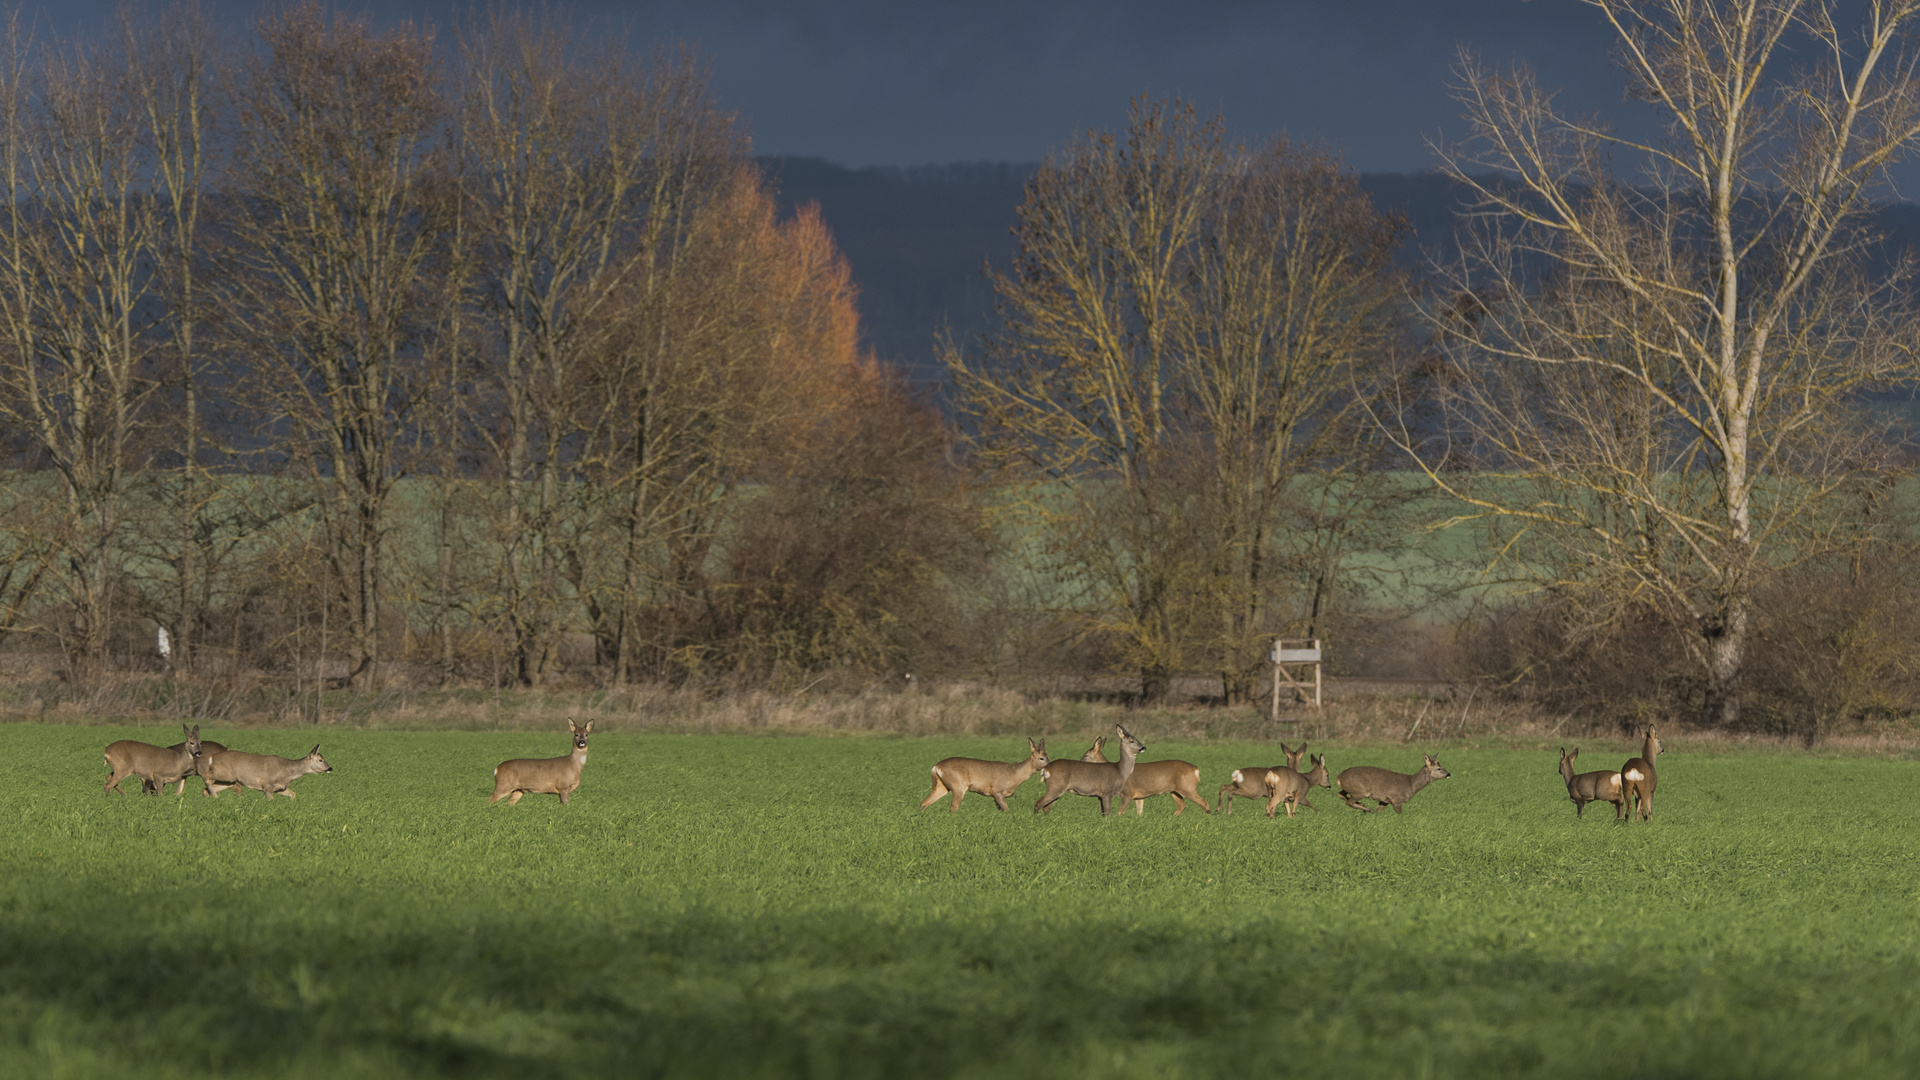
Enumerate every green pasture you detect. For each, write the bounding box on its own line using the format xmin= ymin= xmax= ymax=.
xmin=2 ymin=724 xmax=1918 ymax=1078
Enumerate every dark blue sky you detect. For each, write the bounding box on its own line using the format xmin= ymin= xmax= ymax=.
xmin=32 ymin=0 xmax=1644 ymax=171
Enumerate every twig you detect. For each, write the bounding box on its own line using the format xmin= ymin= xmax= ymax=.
xmin=1403 ymin=698 xmax=1432 ymax=742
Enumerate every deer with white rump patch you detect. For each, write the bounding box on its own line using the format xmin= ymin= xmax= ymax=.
xmin=490 ymin=719 xmax=592 ymax=805
xmin=920 ymin=737 xmax=1048 ymax=812
xmin=103 ymin=724 xmax=202 ymax=796
xmin=1337 ymin=755 xmax=1450 ymax=814
xmin=1557 ymin=747 xmax=1624 ymax=819
xmin=1219 ymin=743 xmax=1312 ymax=815
xmin=1033 ymin=725 xmax=1145 ymax=817
xmin=1263 ymin=753 xmax=1330 ymax=818
xmin=201 ymin=745 xmax=331 ymax=799
xmin=1620 ymin=727 xmax=1662 ymax=822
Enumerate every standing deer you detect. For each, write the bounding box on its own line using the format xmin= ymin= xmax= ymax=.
xmin=143 ymin=736 xmax=229 ymax=795
xmin=919 ymin=737 xmax=1048 ymax=812
xmin=201 ymin=745 xmax=332 ymax=799
xmin=1557 ymin=747 xmax=1623 ymax=819
xmin=1084 ymin=733 xmax=1214 ymax=815
xmin=1337 ymin=755 xmax=1450 ymax=814
xmin=1218 ymin=743 xmax=1309 ymax=815
xmin=1620 ymin=727 xmax=1662 ymax=822
xmin=103 ymin=725 xmax=202 ymax=796
xmin=1033 ymin=725 xmax=1145 ymax=816
xmin=1264 ymin=753 xmax=1330 ymax=819
xmin=490 ymin=719 xmax=592 ymax=805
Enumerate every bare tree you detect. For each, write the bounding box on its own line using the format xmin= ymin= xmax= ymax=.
xmin=120 ymin=0 xmax=223 ymax=674
xmin=1409 ymin=0 xmax=1920 ymax=727
xmin=220 ymin=3 xmax=447 ymax=687
xmin=0 ymin=12 xmax=165 ymax=673
xmin=948 ymin=99 xmax=1406 ymax=701
xmin=454 ymin=11 xmax=741 ymax=686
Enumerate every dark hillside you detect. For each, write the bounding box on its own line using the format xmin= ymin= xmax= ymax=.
xmin=770 ymin=157 xmax=1920 ymax=397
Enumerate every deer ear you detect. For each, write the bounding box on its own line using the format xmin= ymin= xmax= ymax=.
xmin=584 ymin=720 xmax=593 ymax=733
xmin=309 ymin=744 xmax=321 ymax=756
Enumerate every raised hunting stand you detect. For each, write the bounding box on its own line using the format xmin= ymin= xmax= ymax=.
xmin=1270 ymin=637 xmax=1323 ymax=721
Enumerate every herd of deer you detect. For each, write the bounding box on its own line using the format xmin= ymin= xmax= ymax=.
xmin=921 ymin=725 xmax=1666 ymax=822
xmin=99 ymin=717 xmax=596 ymax=805
xmin=100 ymin=716 xmax=1662 ymax=822
xmin=920 ymin=725 xmax=1451 ymax=818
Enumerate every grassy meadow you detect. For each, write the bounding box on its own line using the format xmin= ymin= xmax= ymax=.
xmin=2 ymin=723 xmax=1918 ymax=1077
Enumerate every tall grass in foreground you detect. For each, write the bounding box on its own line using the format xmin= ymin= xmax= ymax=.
xmin=2 ymin=724 xmax=1918 ymax=1077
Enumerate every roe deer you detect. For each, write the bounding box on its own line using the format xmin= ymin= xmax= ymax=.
xmin=1557 ymin=747 xmax=1623 ymax=819
xmin=1620 ymin=727 xmax=1662 ymax=822
xmin=489 ymin=719 xmax=592 ymax=805
xmin=1337 ymin=755 xmax=1450 ymax=814
xmin=1264 ymin=753 xmax=1330 ymax=819
xmin=1033 ymin=725 xmax=1145 ymax=816
xmin=202 ymin=745 xmax=332 ymax=799
xmin=103 ymin=725 xmax=202 ymax=796
xmin=1122 ymin=758 xmax=1210 ymax=815
xmin=144 ymin=737 xmax=228 ymax=795
xmin=919 ymin=737 xmax=1048 ymax=812
xmin=1218 ymin=743 xmax=1308 ymax=815
xmin=1078 ymin=735 xmax=1215 ymax=817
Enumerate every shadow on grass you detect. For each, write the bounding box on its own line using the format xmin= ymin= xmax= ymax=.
xmin=1 ymin=901 xmax=1914 ymax=1078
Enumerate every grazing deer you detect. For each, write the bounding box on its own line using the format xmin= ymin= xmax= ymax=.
xmin=1337 ymin=755 xmax=1450 ymax=814
xmin=920 ymin=737 xmax=1049 ymax=812
xmin=144 ymin=736 xmax=229 ymax=795
xmin=489 ymin=719 xmax=592 ymax=805
xmin=1620 ymin=727 xmax=1662 ymax=822
xmin=1219 ymin=743 xmax=1309 ymax=815
xmin=1078 ymin=736 xmax=1107 ymax=762
xmin=104 ymin=725 xmax=202 ymax=796
xmin=1265 ymin=753 xmax=1330 ymax=819
xmin=202 ymin=745 xmax=332 ymax=799
xmin=1557 ymin=747 xmax=1623 ymax=819
xmin=1034 ymin=725 xmax=1145 ymax=816
xmin=1122 ymin=758 xmax=1211 ymax=815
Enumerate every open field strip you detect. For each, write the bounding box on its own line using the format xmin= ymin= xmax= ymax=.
xmin=2 ymin=724 xmax=1918 ymax=1077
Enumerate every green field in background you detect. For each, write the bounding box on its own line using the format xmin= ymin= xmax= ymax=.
xmin=2 ymin=725 xmax=1917 ymax=1077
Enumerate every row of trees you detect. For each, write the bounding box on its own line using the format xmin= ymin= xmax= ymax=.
xmin=945 ymin=0 xmax=1920 ymax=731
xmin=0 ymin=2 xmax=982 ymax=690
xmin=6 ymin=0 xmax=1920 ymax=734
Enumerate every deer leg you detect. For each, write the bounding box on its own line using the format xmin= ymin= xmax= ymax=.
xmin=1135 ymin=798 xmax=1146 ymax=816
xmin=558 ymin=790 xmax=569 ymax=804
xmin=949 ymin=786 xmax=967 ymax=811
xmin=1390 ymin=800 xmax=1405 ymax=814
xmin=1284 ymin=798 xmax=1298 ymax=819
xmin=1264 ymin=789 xmax=1283 ymax=818
xmin=1301 ymin=797 xmax=1319 ymax=813
xmin=1219 ymin=786 xmax=1235 ymax=815
xmin=920 ymin=776 xmax=950 ymax=809
xmin=992 ymin=792 xmax=1010 ymax=811
xmin=507 ymin=790 xmax=525 ymax=805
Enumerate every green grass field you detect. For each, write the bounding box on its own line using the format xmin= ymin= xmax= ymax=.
xmin=2 ymin=724 xmax=1918 ymax=1078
